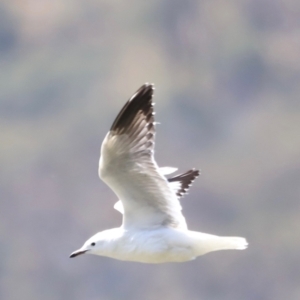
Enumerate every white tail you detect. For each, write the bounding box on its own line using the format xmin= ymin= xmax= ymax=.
xmin=191 ymin=232 xmax=248 ymax=256
xmin=214 ymin=236 xmax=248 ymax=251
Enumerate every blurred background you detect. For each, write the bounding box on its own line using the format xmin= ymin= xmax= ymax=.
xmin=1 ymin=0 xmax=300 ymax=299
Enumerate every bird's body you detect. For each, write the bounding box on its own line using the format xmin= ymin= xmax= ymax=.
xmin=70 ymin=84 xmax=248 ymax=263
xmin=82 ymin=227 xmax=246 ymax=263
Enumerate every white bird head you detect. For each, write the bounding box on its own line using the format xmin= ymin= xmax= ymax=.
xmin=70 ymin=231 xmax=108 ymax=258
xmin=69 ymin=229 xmax=120 ymax=258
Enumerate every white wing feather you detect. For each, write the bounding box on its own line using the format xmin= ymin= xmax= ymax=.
xmin=113 ymin=168 xmax=200 ymax=215
xmin=114 ymin=166 xmax=177 ymax=214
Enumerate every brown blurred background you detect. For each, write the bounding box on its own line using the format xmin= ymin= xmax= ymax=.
xmin=1 ymin=1 xmax=300 ymax=299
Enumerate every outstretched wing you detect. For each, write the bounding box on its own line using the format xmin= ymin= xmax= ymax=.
xmin=99 ymin=84 xmax=187 ymax=229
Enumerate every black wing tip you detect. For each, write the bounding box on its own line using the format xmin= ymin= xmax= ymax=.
xmin=191 ymin=168 xmax=201 ymax=178
xmin=110 ymin=83 xmax=155 ymax=133
xmin=129 ymin=83 xmax=155 ymax=101
xmin=168 ymin=168 xmax=200 ymax=198
xmin=168 ymin=168 xmax=200 ymax=182
xmin=139 ymin=82 xmax=155 ymax=91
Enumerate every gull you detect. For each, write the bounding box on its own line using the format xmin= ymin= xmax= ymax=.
xmin=70 ymin=84 xmax=248 ymax=263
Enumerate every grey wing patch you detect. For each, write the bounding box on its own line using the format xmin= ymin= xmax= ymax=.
xmin=168 ymin=169 xmax=200 ymax=198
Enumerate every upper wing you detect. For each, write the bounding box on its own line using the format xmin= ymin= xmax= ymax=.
xmin=98 ymin=84 xmax=187 ymax=229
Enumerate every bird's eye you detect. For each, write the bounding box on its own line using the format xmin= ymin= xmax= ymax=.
xmin=91 ymin=242 xmax=96 ymax=246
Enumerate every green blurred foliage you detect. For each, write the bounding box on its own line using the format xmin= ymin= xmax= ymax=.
xmin=0 ymin=0 xmax=300 ymax=299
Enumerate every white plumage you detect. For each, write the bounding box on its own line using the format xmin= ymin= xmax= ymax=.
xmin=70 ymin=84 xmax=248 ymax=263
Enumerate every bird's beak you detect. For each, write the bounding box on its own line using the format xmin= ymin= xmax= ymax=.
xmin=69 ymin=249 xmax=88 ymax=258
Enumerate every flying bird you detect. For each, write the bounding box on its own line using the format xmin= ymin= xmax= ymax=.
xmin=70 ymin=84 xmax=248 ymax=263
